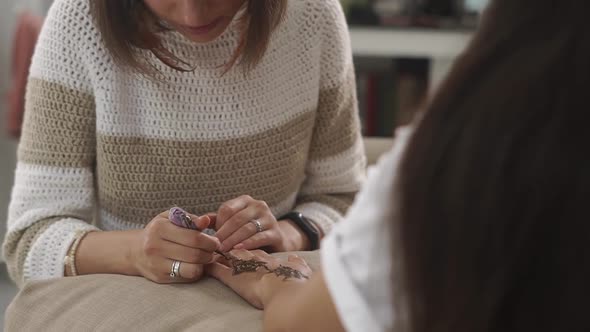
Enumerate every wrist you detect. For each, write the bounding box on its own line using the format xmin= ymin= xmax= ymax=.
xmin=123 ymin=230 xmax=142 ymax=276
xmin=278 ymin=220 xmax=310 ymax=251
xmin=259 ymin=273 xmax=304 ymax=307
xmin=75 ymin=230 xmax=141 ymax=276
xmin=278 ymin=212 xmax=320 ymax=250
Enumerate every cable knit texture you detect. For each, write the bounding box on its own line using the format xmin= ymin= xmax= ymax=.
xmin=2 ymin=0 xmax=366 ymax=286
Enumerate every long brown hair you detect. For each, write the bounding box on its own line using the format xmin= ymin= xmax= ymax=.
xmin=90 ymin=0 xmax=287 ymax=73
xmin=397 ymin=0 xmax=590 ymax=331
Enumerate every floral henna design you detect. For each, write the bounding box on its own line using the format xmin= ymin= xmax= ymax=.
xmin=226 ymin=256 xmax=309 ymax=280
xmin=230 ymin=258 xmax=272 ymax=275
xmin=271 ymin=265 xmax=309 ymax=280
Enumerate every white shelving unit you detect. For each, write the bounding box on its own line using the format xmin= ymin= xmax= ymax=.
xmin=349 ymin=27 xmax=473 ymax=87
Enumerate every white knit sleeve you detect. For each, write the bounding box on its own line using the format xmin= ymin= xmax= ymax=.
xmin=294 ymin=0 xmax=366 ymax=235
xmin=2 ymin=0 xmax=99 ymax=286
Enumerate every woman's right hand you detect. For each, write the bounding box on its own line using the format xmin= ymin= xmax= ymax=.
xmin=130 ymin=211 xmax=221 ymax=284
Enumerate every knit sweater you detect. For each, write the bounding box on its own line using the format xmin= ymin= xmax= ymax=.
xmin=3 ymin=0 xmax=366 ymax=286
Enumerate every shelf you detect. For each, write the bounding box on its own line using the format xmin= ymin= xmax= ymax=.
xmin=350 ymin=27 xmax=473 ymax=59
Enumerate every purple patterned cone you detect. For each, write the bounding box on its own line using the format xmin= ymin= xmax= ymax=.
xmin=168 ymin=207 xmax=198 ymax=230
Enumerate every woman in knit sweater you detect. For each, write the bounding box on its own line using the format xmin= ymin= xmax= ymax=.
xmin=3 ymin=0 xmax=365 ymax=287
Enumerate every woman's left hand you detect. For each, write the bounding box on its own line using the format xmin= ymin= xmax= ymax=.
xmin=207 ymin=250 xmax=312 ymax=309
xmin=213 ymin=195 xmax=309 ymax=252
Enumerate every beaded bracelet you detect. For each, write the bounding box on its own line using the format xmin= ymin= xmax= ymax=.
xmin=64 ymin=230 xmax=93 ymax=277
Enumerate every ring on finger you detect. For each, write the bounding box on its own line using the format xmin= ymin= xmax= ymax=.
xmin=170 ymin=260 xmax=181 ymax=278
xmin=250 ymin=219 xmax=263 ymax=233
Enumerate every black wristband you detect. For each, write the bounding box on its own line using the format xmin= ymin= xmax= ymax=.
xmin=279 ymin=212 xmax=320 ymax=251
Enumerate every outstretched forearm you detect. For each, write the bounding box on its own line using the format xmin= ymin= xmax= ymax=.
xmin=262 ymin=271 xmax=344 ymax=332
xmin=66 ymin=230 xmax=141 ymax=277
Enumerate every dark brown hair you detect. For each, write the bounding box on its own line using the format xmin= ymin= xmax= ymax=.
xmin=91 ymin=0 xmax=287 ymax=73
xmin=396 ymin=0 xmax=590 ymax=331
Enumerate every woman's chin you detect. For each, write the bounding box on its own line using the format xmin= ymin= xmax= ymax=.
xmin=176 ymin=19 xmax=230 ymax=43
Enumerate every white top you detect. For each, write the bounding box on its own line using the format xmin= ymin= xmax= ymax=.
xmin=321 ymin=127 xmax=412 ymax=332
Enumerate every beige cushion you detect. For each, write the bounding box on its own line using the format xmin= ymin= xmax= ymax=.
xmin=363 ymin=137 xmax=394 ymax=165
xmin=5 ymin=251 xmax=320 ymax=332
xmin=4 ymin=140 xmax=392 ymax=330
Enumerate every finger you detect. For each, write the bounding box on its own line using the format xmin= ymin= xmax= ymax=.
xmin=168 ymin=207 xmax=210 ymax=231
xmin=215 ymin=195 xmax=253 ymax=230
xmin=216 ymin=206 xmax=260 ymax=243
xmin=160 ymin=241 xmax=214 ymax=264
xmin=288 ymin=255 xmax=306 ymax=265
xmin=149 ymin=258 xmax=203 ymax=283
xmin=205 ymin=213 xmax=217 ymax=229
xmin=212 ymin=252 xmax=233 ymax=267
xmin=286 ymin=256 xmax=312 ymax=275
xmin=177 ymin=261 xmax=204 ymax=280
xmin=251 ymin=249 xmax=273 ymax=260
xmin=160 ymin=260 xmax=204 ymax=282
xmin=157 ymin=221 xmax=221 ymax=252
xmin=235 ymin=230 xmax=278 ymax=250
xmin=250 ymin=249 xmax=279 ymax=270
xmin=206 ymin=262 xmax=232 ymax=279
xmin=190 ymin=214 xmax=211 ymax=231
xmin=228 ymin=249 xmax=255 ymax=260
xmin=220 ymin=217 xmax=271 ymax=251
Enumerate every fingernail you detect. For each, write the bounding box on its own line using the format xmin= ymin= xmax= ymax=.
xmin=234 ymin=243 xmax=244 ymax=249
xmin=219 ymin=244 xmax=226 ymax=252
xmin=196 ymin=216 xmax=208 ymax=228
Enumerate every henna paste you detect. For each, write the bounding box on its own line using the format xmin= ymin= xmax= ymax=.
xmin=226 ymin=256 xmax=308 ymax=280
xmin=271 ymin=265 xmax=309 ymax=280
xmin=230 ymin=258 xmax=271 ymax=275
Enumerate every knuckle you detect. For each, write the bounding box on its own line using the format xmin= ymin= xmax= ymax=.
xmin=240 ymin=195 xmax=253 ymax=201
xmin=142 ymin=239 xmax=158 ymax=256
xmin=190 ymin=249 xmax=203 ymax=262
xmin=219 ymin=204 xmax=234 ymax=216
xmin=201 ymin=251 xmax=213 ymax=262
xmin=184 ymin=265 xmax=203 ymax=279
xmin=256 ymin=232 xmax=269 ymax=242
xmin=255 ymin=200 xmax=269 ymax=210
xmin=252 ymin=249 xmax=266 ymax=256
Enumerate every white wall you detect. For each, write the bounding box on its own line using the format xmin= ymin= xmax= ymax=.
xmin=0 ymin=0 xmax=19 ymax=249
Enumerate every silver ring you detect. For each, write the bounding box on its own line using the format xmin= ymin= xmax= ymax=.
xmin=250 ymin=219 xmax=263 ymax=233
xmin=170 ymin=260 xmax=181 ymax=278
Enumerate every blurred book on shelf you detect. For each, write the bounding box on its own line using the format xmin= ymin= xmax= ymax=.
xmin=342 ymin=0 xmax=488 ymax=29
xmin=355 ymin=58 xmax=428 ymax=137
xmin=344 ymin=0 xmax=481 ymax=136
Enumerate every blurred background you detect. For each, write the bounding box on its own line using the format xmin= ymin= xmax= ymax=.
xmin=1 ymin=0 xmax=52 ymax=324
xmin=0 ymin=0 xmax=488 ymax=324
xmin=0 ymin=0 xmax=20 ymax=323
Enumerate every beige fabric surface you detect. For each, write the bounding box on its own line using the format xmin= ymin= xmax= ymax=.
xmin=5 ymin=251 xmax=320 ymax=332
